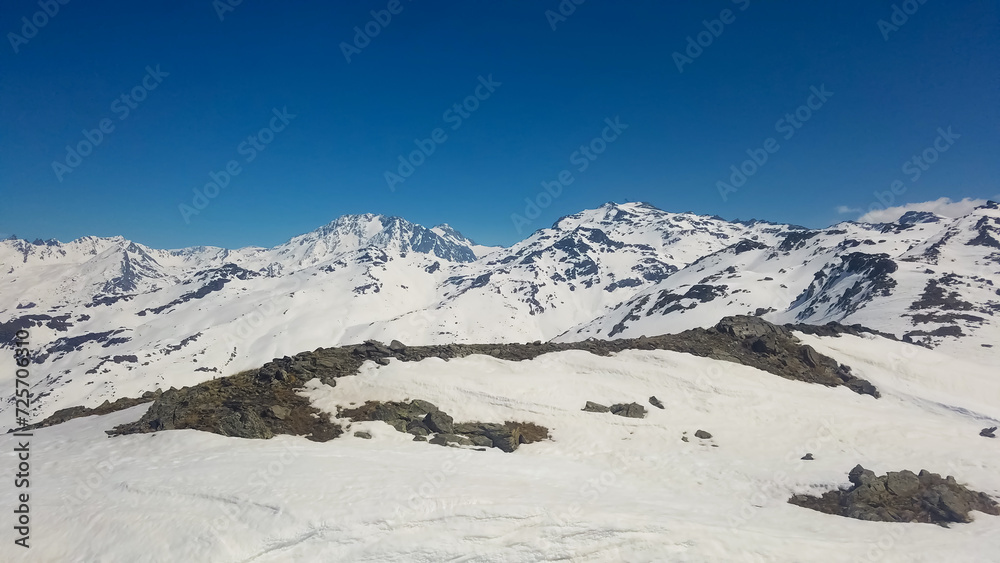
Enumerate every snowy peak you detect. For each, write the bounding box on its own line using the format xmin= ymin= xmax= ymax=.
xmin=4 ymin=201 xmax=1000 ymax=427
xmin=898 ymin=211 xmax=943 ymax=225
xmin=551 ymin=201 xmax=665 ymax=231
xmin=431 ymin=223 xmax=474 ymax=245
xmin=272 ymin=214 xmax=477 ymax=266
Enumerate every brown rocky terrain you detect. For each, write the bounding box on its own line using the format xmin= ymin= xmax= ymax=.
xmin=15 ymin=316 xmax=876 ymax=444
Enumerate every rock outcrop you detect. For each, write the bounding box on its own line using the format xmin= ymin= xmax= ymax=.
xmin=95 ymin=316 xmax=874 ymax=442
xmin=789 ymin=465 xmax=1000 ymax=525
xmin=339 ymin=400 xmax=549 ymax=452
xmin=110 ymin=369 xmax=342 ymax=442
xmin=14 ymin=392 xmax=159 ymax=432
xmin=610 ymin=403 xmax=647 ymax=419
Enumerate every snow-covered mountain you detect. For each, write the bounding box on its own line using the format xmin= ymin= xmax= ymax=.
xmin=2 ymin=201 xmax=999 ymax=423
xmin=562 ymin=202 xmax=1000 ymax=361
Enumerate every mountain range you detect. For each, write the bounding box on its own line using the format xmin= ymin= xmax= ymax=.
xmin=2 ymin=201 xmax=999 ymax=425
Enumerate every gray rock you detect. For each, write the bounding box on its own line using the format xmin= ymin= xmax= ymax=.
xmin=934 ymin=486 xmax=971 ymax=522
xmin=885 ymin=470 xmax=920 ymax=496
xmin=582 ymin=401 xmax=610 ymax=413
xmin=469 ymin=435 xmax=493 ymax=447
xmin=424 ymin=411 xmax=454 ymax=434
xmin=801 ymin=453 xmax=814 ymax=460
xmin=694 ymin=429 xmax=712 ymax=439
xmin=750 ymin=336 xmax=778 ymax=355
xmin=218 ymin=410 xmax=273 ymax=439
xmin=443 ymin=433 xmax=473 ymax=446
xmin=791 ymin=465 xmax=1000 ymax=524
xmin=353 ymin=431 xmax=372 ymax=439
xmin=649 ymin=396 xmax=665 ymax=409
xmin=610 ymin=403 xmax=647 ymax=418
xmin=981 ymin=426 xmax=997 ymax=438
xmin=428 ymin=433 xmax=473 ymax=447
xmin=406 ymin=421 xmax=430 ymax=437
xmin=848 ymin=464 xmax=877 ymax=486
xmin=410 ymin=399 xmax=439 ymax=415
xmin=270 ymin=405 xmax=290 ymax=420
xmin=801 ymin=345 xmax=821 ymax=368
xmin=389 ymin=339 xmax=406 ymax=352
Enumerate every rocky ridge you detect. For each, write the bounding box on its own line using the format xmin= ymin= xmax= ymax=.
xmin=78 ymin=316 xmax=875 ymax=443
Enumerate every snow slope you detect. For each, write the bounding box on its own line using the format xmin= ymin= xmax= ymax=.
xmin=563 ymin=203 xmax=1000 ymax=362
xmin=2 ymin=201 xmax=999 ymax=425
xmin=4 ymin=333 xmax=998 ymax=562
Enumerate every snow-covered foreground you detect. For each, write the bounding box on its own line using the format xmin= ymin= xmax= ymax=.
xmin=4 ymin=334 xmax=999 ymax=562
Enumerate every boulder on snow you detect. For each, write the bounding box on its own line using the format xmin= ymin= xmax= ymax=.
xmin=339 ymin=400 xmax=549 ymax=453
xmin=582 ymin=401 xmax=611 ymax=413
xmin=789 ymin=465 xmax=1000 ymax=524
xmin=610 ymin=403 xmax=647 ymax=418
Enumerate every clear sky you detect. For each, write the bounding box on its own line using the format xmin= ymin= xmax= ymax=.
xmin=1 ymin=1 xmax=997 ymax=249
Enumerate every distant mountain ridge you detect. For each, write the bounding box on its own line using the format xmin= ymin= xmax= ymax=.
xmin=2 ymin=200 xmax=999 ymax=426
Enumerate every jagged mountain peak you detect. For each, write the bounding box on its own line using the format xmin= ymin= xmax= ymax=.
xmin=276 ymin=213 xmax=477 ymax=265
xmin=899 ymin=211 xmax=943 ymax=225
xmin=552 ymin=201 xmax=665 ymax=230
xmin=431 ymin=223 xmax=474 ymax=244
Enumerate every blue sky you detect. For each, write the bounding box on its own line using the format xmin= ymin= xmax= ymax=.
xmin=1 ymin=0 xmax=997 ymax=249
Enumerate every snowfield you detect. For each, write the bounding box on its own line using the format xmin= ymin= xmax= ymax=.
xmin=5 ymin=333 xmax=998 ymax=562
xmin=3 ymin=201 xmax=999 ymax=425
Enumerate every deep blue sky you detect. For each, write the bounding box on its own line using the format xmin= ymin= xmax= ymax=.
xmin=2 ymin=1 xmax=997 ymax=249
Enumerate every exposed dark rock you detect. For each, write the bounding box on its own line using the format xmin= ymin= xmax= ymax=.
xmin=789 ymin=465 xmax=1000 ymax=525
xmin=639 ymin=284 xmax=729 ymax=321
xmin=778 ymin=231 xmax=819 ymax=252
xmin=429 ymin=433 xmax=473 ymax=447
xmin=86 ymin=316 xmax=876 ymax=444
xmin=354 ymin=431 xmax=372 ymax=439
xmin=649 ymin=396 xmax=664 ymax=409
xmin=389 ymin=339 xmax=407 ymax=352
xmin=424 ymin=410 xmax=455 ymax=434
xmin=137 ymin=264 xmax=256 ymax=316
xmin=610 ymin=403 xmax=647 ymax=418
xmin=982 ymin=426 xmax=997 ymax=438
xmin=694 ymin=429 xmax=712 ymax=439
xmin=910 ymin=277 xmax=975 ymax=312
xmin=109 ymin=368 xmax=342 ymax=442
xmin=341 ymin=400 xmax=549 ymax=453
xmin=14 ymin=392 xmax=159 ymax=432
xmin=801 ymin=453 xmax=814 ymax=461
xmin=582 ymin=401 xmax=610 ymax=413
xmin=406 ymin=421 xmax=430 ymax=436
xmin=899 ymin=211 xmax=941 ymax=225
xmin=218 ymin=410 xmax=272 ymax=439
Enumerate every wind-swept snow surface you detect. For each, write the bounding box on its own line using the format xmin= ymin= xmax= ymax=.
xmin=5 ymin=334 xmax=998 ymax=562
